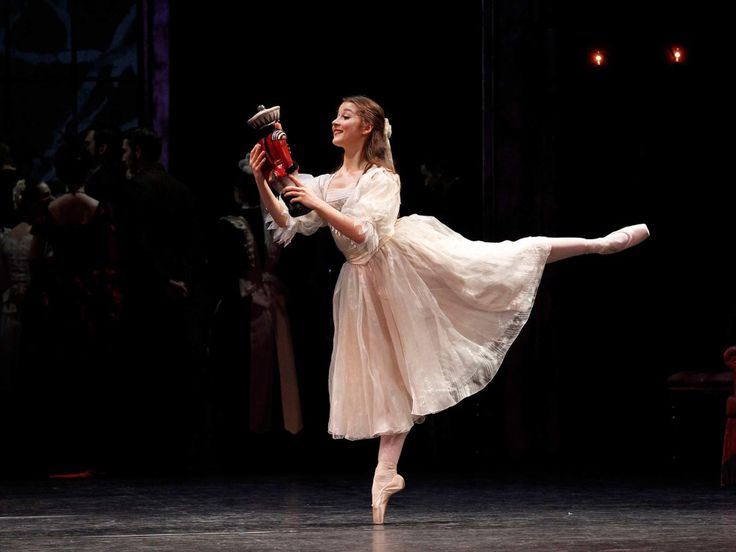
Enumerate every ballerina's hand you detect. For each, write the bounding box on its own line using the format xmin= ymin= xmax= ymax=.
xmin=283 ymin=174 xmax=321 ymax=210
xmin=249 ymin=143 xmax=271 ymax=186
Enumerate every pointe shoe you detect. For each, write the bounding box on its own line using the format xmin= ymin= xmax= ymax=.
xmin=600 ymin=223 xmax=650 ymax=254
xmin=372 ymin=473 xmax=405 ymax=524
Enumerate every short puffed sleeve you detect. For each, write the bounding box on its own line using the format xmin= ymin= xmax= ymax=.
xmin=337 ymin=167 xmax=401 ymax=262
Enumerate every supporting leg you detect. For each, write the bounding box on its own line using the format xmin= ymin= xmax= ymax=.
xmin=372 ymin=432 xmax=409 ymax=524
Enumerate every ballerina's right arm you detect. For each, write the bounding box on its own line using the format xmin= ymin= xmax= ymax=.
xmin=249 ymin=143 xmax=289 ymax=228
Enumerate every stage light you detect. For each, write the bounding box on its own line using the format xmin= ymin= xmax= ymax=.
xmin=669 ymin=46 xmax=685 ymax=63
xmin=591 ymin=49 xmax=605 ymax=66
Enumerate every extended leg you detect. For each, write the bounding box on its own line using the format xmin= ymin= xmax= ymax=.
xmin=546 ymin=223 xmax=649 ymax=264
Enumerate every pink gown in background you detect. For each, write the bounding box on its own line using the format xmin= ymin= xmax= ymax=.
xmin=267 ymin=166 xmax=551 ymax=440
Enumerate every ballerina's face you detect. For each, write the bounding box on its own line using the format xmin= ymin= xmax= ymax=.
xmin=332 ymin=102 xmax=371 ymax=149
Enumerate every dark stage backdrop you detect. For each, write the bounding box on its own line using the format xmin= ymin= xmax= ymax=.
xmin=1 ymin=1 xmax=732 ymax=478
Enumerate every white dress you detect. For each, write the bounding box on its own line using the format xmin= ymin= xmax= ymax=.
xmin=267 ymin=166 xmax=551 ymax=440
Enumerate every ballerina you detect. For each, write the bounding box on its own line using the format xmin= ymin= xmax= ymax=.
xmin=249 ymin=95 xmax=649 ymax=524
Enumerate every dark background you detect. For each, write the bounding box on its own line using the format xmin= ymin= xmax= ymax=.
xmin=1 ymin=0 xmax=733 ymax=480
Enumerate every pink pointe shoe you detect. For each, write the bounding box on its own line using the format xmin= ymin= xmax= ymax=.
xmin=600 ymin=223 xmax=650 ymax=254
xmin=372 ymin=474 xmax=405 ymax=524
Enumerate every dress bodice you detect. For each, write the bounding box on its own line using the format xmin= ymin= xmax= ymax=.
xmin=324 ymin=185 xmax=355 ymax=211
xmin=266 ymin=166 xmax=401 ymax=265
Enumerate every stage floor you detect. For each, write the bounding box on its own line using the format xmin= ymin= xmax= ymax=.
xmin=1 ymin=473 xmax=734 ymax=551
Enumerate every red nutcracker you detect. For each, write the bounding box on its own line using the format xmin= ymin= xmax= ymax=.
xmin=247 ymin=105 xmax=311 ymax=217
